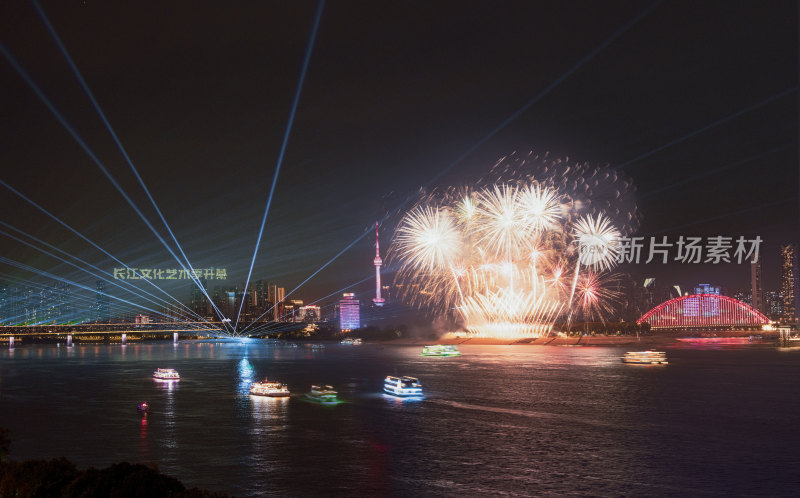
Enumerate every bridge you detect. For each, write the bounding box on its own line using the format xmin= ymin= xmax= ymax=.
xmin=0 ymin=321 xmax=308 ymax=345
xmin=0 ymin=322 xmax=224 ymax=345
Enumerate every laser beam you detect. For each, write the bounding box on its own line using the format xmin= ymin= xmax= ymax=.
xmin=235 ymin=0 xmax=326 ymax=332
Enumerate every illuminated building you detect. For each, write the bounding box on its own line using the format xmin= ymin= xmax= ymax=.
xmin=286 ymin=299 xmax=304 ymax=322
xmin=254 ymin=280 xmax=268 ymax=319
xmin=339 ymin=293 xmax=360 ymax=331
xmin=733 ymin=289 xmax=752 ymax=306
xmin=765 ymin=290 xmax=783 ymax=320
xmin=750 ymin=258 xmax=764 ymax=313
xmin=276 ymin=287 xmax=286 ymax=320
xmin=94 ymin=280 xmax=109 ymax=323
xmin=779 ymin=244 xmax=797 ymax=323
xmin=298 ymin=305 xmax=321 ymax=322
xmin=372 ymin=221 xmax=385 ymax=307
xmin=190 ymin=279 xmax=209 ymax=318
xmin=637 ymin=294 xmax=769 ymax=329
xmin=226 ymin=290 xmax=236 ymax=318
xmin=694 ymin=283 xmax=721 ymax=295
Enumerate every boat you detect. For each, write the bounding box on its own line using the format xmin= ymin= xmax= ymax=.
xmin=621 ymin=351 xmax=668 ymax=364
xmin=153 ymin=368 xmax=180 ymax=380
xmin=305 ymin=385 xmax=339 ymax=403
xmin=137 ymin=402 xmax=151 ymax=414
xmin=421 ymin=345 xmax=461 ymax=357
xmin=249 ymin=378 xmax=291 ymax=397
xmin=340 ymin=337 xmax=363 ymax=345
xmin=383 ymin=376 xmax=423 ymax=397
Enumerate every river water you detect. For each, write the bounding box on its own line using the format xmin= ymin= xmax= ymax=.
xmin=1 ymin=340 xmax=798 ymax=496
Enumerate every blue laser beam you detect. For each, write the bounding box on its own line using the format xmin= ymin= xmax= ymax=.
xmin=240 ymin=2 xmax=662 ymax=314
xmin=653 ymin=197 xmax=795 ymax=235
xmin=31 ymin=0 xmax=225 ymax=329
xmin=239 ymin=225 xmax=367 ymax=334
xmin=0 ymin=224 xmax=209 ymax=326
xmin=0 ymin=42 xmax=232 ymax=331
xmin=615 ymin=87 xmax=797 ymax=172
xmin=0 ymin=179 xmax=209 ymax=324
xmin=419 ymin=0 xmax=663 ymax=190
xmin=640 ymin=144 xmax=794 ymax=199
xmin=0 ymin=220 xmax=207 ymax=319
xmin=0 ymin=256 xmax=182 ymax=323
xmin=0 ymin=271 xmax=201 ymax=327
xmin=235 ymin=0 xmax=326 ymax=331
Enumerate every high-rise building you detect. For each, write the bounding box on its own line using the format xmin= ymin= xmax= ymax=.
xmin=276 ymin=287 xmax=285 ymax=320
xmin=190 ymin=279 xmax=209 ymax=318
xmin=779 ymin=244 xmax=797 ymax=323
xmin=339 ymin=293 xmax=360 ymax=331
xmin=264 ymin=283 xmax=286 ymax=321
xmin=765 ymin=290 xmax=784 ymax=320
xmin=0 ymin=284 xmax=7 ymax=324
xmin=254 ymin=280 xmax=267 ymax=317
xmin=8 ymin=287 xmax=24 ymax=324
xmin=286 ymin=299 xmax=304 ymax=322
xmin=733 ymin=289 xmax=752 ymax=306
xmin=95 ymin=280 xmax=110 ymax=323
xmin=750 ymin=258 xmax=764 ymax=313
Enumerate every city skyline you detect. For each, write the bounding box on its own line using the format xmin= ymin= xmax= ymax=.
xmin=2 ymin=4 xmax=799 ymax=496
xmin=0 ymin=1 xmax=797 ymax=329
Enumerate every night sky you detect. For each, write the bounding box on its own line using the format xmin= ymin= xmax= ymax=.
xmin=0 ymin=1 xmax=797 ymax=313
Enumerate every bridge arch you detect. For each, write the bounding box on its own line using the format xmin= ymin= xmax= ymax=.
xmin=637 ymin=294 xmax=769 ymax=329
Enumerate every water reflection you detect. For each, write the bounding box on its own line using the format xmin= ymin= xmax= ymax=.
xmin=382 ymin=393 xmax=424 ymax=405
xmin=4 ymin=342 xmax=798 ymax=497
xmin=139 ymin=413 xmax=150 ymax=460
xmin=238 ymin=357 xmax=255 ymax=395
xmin=250 ymin=395 xmax=289 ymax=423
xmin=155 ymin=378 xmax=179 ymax=392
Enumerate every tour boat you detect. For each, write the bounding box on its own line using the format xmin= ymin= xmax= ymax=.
xmin=421 ymin=345 xmax=461 ymax=357
xmin=340 ymin=337 xmax=363 ymax=345
xmin=153 ymin=368 xmax=180 ymax=380
xmin=249 ymin=378 xmax=291 ymax=397
xmin=305 ymin=385 xmax=339 ymax=403
xmin=621 ymin=351 xmax=668 ymax=364
xmin=383 ymin=376 xmax=423 ymax=397
xmin=137 ymin=402 xmax=151 ymax=414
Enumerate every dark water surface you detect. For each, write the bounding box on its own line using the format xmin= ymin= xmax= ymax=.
xmin=1 ymin=340 xmax=798 ymax=496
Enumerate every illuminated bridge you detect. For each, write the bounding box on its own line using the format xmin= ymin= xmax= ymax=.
xmin=637 ymin=294 xmax=770 ymax=330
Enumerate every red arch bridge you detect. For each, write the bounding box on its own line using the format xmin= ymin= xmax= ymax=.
xmin=637 ymin=294 xmax=769 ymax=330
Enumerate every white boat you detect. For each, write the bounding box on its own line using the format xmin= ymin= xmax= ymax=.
xmin=340 ymin=338 xmax=363 ymax=345
xmin=622 ymin=351 xmax=668 ymax=365
xmin=250 ymin=378 xmax=291 ymax=397
xmin=383 ymin=376 xmax=423 ymax=397
xmin=421 ymin=345 xmax=461 ymax=357
xmin=153 ymin=368 xmax=180 ymax=380
xmin=305 ymin=385 xmax=339 ymax=403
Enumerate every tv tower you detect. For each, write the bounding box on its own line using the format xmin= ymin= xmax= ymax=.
xmin=372 ymin=221 xmax=385 ymax=307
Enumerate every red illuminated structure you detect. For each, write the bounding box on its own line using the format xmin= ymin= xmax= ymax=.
xmin=637 ymin=294 xmax=769 ymax=329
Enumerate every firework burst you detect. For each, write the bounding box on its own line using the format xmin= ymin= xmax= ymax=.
xmin=390 ymin=153 xmax=636 ymax=339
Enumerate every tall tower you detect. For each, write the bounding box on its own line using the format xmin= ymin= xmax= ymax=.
xmin=373 ymin=221 xmax=385 ymax=307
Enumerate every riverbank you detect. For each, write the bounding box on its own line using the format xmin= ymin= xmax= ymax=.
xmin=377 ymin=334 xmax=676 ymax=347
xmin=376 ymin=331 xmax=777 ymax=347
